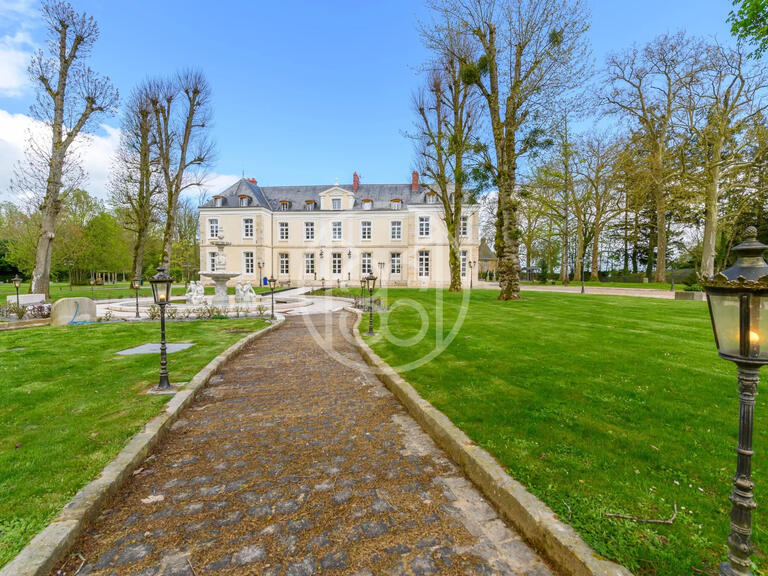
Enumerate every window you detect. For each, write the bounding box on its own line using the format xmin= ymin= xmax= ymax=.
xmin=391 ymin=252 xmax=401 ymax=275
xmin=460 ymin=215 xmax=468 ymax=237
xmin=243 ymin=218 xmax=254 ymax=239
xmin=332 ymin=252 xmax=342 ymax=275
xmin=240 ymin=197 xmax=249 ymax=207
xmin=418 ymin=250 xmax=430 ymax=277
xmin=208 ymin=251 xmax=217 ymax=272
xmin=332 ymin=198 xmax=341 ymax=210
xmin=362 ymin=199 xmax=372 ymax=210
xmin=208 ymin=218 xmax=219 ymax=239
xmin=332 ymin=221 xmax=342 ymax=240
xmin=426 ymin=193 xmax=437 ymax=204
xmin=361 ymin=252 xmax=372 ymax=275
xmin=278 ymin=222 xmax=289 ymax=241
xmin=279 ymin=201 xmax=289 ymax=211
xmin=391 ymin=199 xmax=402 ymax=210
xmin=361 ymin=220 xmax=372 ymax=240
xmin=418 ymin=216 xmax=430 ymax=237
xmin=279 ymin=253 xmax=289 ymax=275
xmin=214 ymin=197 xmax=223 ymax=207
xmin=304 ymin=221 xmax=315 ymax=240
xmin=461 ymin=250 xmax=467 ymax=277
xmin=244 ymin=251 xmax=254 ymax=274
xmin=305 ymin=253 xmax=315 ymax=274
xmin=305 ymin=201 xmax=315 ymax=211
xmin=391 ymin=220 xmax=402 ymax=240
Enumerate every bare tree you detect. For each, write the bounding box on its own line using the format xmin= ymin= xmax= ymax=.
xmin=603 ymin=32 xmax=701 ymax=282
xmin=413 ymin=33 xmax=479 ymax=292
xmin=110 ymin=83 xmax=162 ymax=280
xmin=427 ymin=0 xmax=590 ymax=300
xmin=149 ymin=70 xmax=213 ymax=270
xmin=21 ymin=0 xmax=117 ymax=297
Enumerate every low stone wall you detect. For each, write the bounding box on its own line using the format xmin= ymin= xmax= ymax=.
xmin=51 ymin=298 xmax=97 ymax=326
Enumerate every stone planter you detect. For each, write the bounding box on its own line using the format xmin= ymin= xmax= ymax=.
xmin=675 ymin=291 xmax=706 ymax=301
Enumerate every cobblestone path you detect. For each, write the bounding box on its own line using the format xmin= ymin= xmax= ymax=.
xmin=53 ymin=313 xmax=555 ymax=576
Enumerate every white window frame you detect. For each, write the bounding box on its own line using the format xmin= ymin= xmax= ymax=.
xmin=208 ymin=251 xmax=217 ymax=272
xmin=279 ymin=202 xmax=289 ymax=211
xmin=304 ymin=253 xmax=315 ymax=275
xmin=361 ymin=220 xmax=372 ymax=241
xmin=243 ymin=217 xmax=254 ymax=239
xmin=332 ymin=198 xmax=341 ymax=210
xmin=214 ymin=197 xmax=223 ymax=207
xmin=244 ymin=251 xmax=254 ymax=275
xmin=426 ymin=193 xmax=437 ymax=204
xmin=332 ymin=221 xmax=342 ymax=241
xmin=279 ymin=253 xmax=289 ymax=275
xmin=362 ymin=200 xmax=372 ymax=210
xmin=305 ymin=202 xmax=315 ymax=211
xmin=391 ymin=252 xmax=401 ymax=275
xmin=278 ymin=222 xmax=289 ymax=241
xmin=304 ymin=221 xmax=315 ymax=241
xmin=418 ymin=250 xmax=430 ymax=278
xmin=240 ymin=197 xmax=249 ymax=207
xmin=461 ymin=250 xmax=467 ymax=277
xmin=391 ymin=200 xmax=401 ymax=210
xmin=332 ymin=252 xmax=342 ymax=275
xmin=361 ymin=252 xmax=372 ymax=275
xmin=391 ymin=220 xmax=402 ymax=240
xmin=418 ymin=216 xmax=430 ymax=238
xmin=208 ymin=218 xmax=219 ymax=239
xmin=460 ymin=215 xmax=468 ymax=237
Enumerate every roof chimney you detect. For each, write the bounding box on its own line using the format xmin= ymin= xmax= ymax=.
xmin=353 ymin=172 xmax=360 ymax=191
xmin=411 ymin=170 xmax=419 ymax=192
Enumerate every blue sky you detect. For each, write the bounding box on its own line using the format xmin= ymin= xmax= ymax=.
xmin=0 ymin=0 xmax=734 ymax=198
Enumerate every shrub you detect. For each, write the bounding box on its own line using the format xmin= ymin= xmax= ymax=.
xmin=146 ymin=305 xmax=161 ymax=320
xmin=166 ymin=306 xmax=178 ymax=320
xmin=256 ymin=304 xmax=267 ymax=317
xmin=8 ymin=303 xmax=25 ymax=320
xmin=26 ymin=304 xmax=51 ymax=319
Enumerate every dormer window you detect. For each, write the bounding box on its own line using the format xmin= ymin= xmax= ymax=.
xmin=239 ymin=195 xmax=250 ymax=207
xmin=305 ymin=200 xmax=316 ymax=211
xmin=390 ymin=199 xmax=402 ymax=210
xmin=425 ymin=192 xmax=438 ymax=204
xmin=362 ymin=199 xmax=373 ymax=211
xmin=279 ymin=201 xmax=290 ymax=211
xmin=332 ymin=198 xmax=341 ymax=210
xmin=214 ymin=195 xmax=223 ymax=208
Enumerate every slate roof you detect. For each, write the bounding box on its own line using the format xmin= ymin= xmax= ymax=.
xmin=478 ymin=238 xmax=496 ymax=261
xmin=201 ymin=178 xmax=445 ymax=211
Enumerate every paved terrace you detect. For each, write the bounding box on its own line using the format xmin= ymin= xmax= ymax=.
xmin=52 ymin=313 xmax=554 ymax=576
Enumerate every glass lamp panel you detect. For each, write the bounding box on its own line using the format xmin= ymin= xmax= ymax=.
xmin=757 ymin=294 xmax=768 ymax=361
xmin=708 ymin=293 xmax=741 ymax=357
xmin=150 ymin=282 xmax=161 ymax=304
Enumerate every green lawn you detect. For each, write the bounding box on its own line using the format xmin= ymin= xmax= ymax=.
xmin=0 ymin=317 xmax=267 ymax=568
xmin=364 ymin=289 xmax=757 ymax=575
xmin=521 ymin=280 xmax=676 ymax=290
xmin=0 ymin=281 xmax=270 ymax=304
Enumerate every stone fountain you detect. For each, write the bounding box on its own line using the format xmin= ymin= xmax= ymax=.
xmin=200 ymin=233 xmax=240 ymax=307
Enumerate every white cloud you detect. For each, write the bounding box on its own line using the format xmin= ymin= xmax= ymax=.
xmin=0 ymin=109 xmax=121 ymax=201
xmin=0 ymin=0 xmax=37 ymax=97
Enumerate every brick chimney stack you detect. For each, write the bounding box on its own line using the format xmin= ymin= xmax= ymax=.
xmin=411 ymin=170 xmax=419 ymax=191
xmin=353 ymin=172 xmax=360 ymax=191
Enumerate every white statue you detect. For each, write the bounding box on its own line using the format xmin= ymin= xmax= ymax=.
xmin=189 ymin=281 xmax=204 ymax=305
xmin=185 ymin=282 xmax=194 ymax=304
xmin=243 ymin=281 xmax=256 ymax=304
xmin=235 ymin=281 xmax=244 ymax=304
xmin=216 ymin=250 xmax=227 ymax=270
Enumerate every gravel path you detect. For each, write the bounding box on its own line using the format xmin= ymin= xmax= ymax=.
xmin=52 ymin=313 xmax=555 ymax=576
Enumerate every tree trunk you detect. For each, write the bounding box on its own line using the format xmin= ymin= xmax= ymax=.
xmin=700 ymin=157 xmax=721 ymax=278
xmin=31 ymin=163 xmax=65 ymax=298
xmin=654 ymin=191 xmax=667 ymax=282
xmin=497 ymin=178 xmax=521 ymax=301
xmin=591 ymin=226 xmax=601 ymax=280
xmin=574 ymin=220 xmax=584 ymax=282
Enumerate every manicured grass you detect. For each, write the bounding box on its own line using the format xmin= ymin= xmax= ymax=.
xmin=521 ymin=280 xmax=675 ymax=290
xmin=0 ymin=317 xmax=267 ymax=568
xmin=364 ymin=289 xmax=757 ymax=575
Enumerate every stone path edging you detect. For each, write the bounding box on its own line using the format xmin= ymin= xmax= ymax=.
xmin=349 ymin=311 xmax=633 ymax=576
xmin=0 ymin=316 xmax=285 ymax=576
xmin=0 ymin=318 xmax=51 ymax=331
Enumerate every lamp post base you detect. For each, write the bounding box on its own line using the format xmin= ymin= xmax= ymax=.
xmin=720 ymin=561 xmax=752 ymax=576
xmin=156 ymin=372 xmax=171 ymax=391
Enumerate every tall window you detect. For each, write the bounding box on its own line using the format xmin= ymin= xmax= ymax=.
xmin=305 ymin=253 xmax=315 ymax=274
xmin=418 ymin=250 xmax=430 ymax=277
xmin=278 ymin=222 xmax=289 ymax=240
xmin=332 ymin=198 xmax=341 ymax=210
xmin=279 ymin=201 xmax=289 ymax=211
xmin=460 ymin=215 xmax=468 ymax=237
xmin=362 ymin=199 xmax=372 ymax=210
xmin=361 ymin=220 xmax=372 ymax=240
xmin=243 ymin=218 xmax=254 ymax=239
xmin=279 ymin=253 xmax=289 ymax=275
xmin=240 ymin=197 xmax=249 ymax=207
xmin=418 ymin=216 xmax=430 ymax=237
xmin=244 ymin=251 xmax=254 ymax=274
xmin=391 ymin=200 xmax=402 ymax=210
xmin=209 ymin=251 xmax=217 ymax=272
xmin=332 ymin=252 xmax=342 ymax=275
xmin=214 ymin=197 xmax=223 ymax=207
xmin=305 ymin=201 xmax=315 ymax=211
xmin=391 ymin=252 xmax=401 ymax=275
xmin=361 ymin=252 xmax=372 ymax=274
xmin=208 ymin=218 xmax=219 ymax=239
xmin=304 ymin=221 xmax=315 ymax=240
xmin=461 ymin=250 xmax=467 ymax=277
xmin=332 ymin=221 xmax=342 ymax=240
xmin=391 ymin=220 xmax=402 ymax=240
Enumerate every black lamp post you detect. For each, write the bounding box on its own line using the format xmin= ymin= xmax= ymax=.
xmin=67 ymin=261 xmax=74 ymax=291
xmin=364 ymin=273 xmax=377 ymax=336
xmin=360 ymin=276 xmax=366 ymax=308
xmin=149 ymin=266 xmax=174 ymax=391
xmin=12 ymin=274 xmax=21 ymax=308
xmin=131 ymin=275 xmax=141 ymax=319
xmin=89 ymin=276 xmax=95 ymax=299
xmin=268 ymin=276 xmax=276 ymax=319
xmin=702 ymin=226 xmax=768 ymax=576
xmin=468 ymin=260 xmax=475 ymax=290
